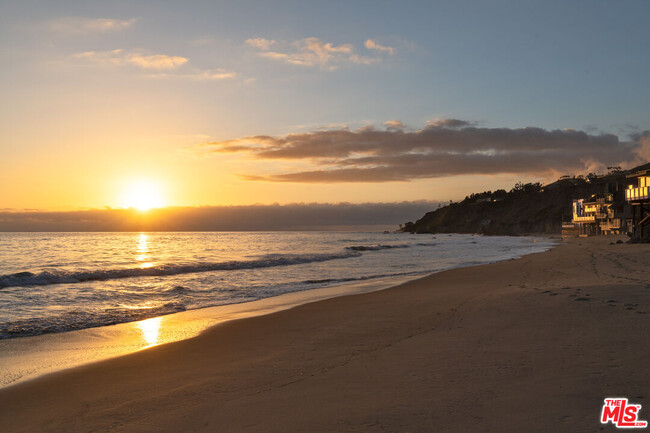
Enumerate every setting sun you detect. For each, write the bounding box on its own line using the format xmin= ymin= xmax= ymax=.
xmin=121 ymin=180 xmax=166 ymax=211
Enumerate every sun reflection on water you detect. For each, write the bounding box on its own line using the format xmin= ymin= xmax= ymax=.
xmin=135 ymin=233 xmax=152 ymax=268
xmin=137 ymin=316 xmax=162 ymax=347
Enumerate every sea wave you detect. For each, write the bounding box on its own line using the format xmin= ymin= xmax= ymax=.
xmin=301 ymin=269 xmax=425 ymax=285
xmin=0 ymin=251 xmax=361 ymax=289
xmin=344 ymin=244 xmax=409 ymax=251
xmin=0 ymin=302 xmax=186 ymax=339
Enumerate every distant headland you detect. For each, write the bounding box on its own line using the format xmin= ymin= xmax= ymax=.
xmin=401 ymin=162 xmax=650 ymax=238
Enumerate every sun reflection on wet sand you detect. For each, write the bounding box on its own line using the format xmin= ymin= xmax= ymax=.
xmin=137 ymin=316 xmax=162 ymax=347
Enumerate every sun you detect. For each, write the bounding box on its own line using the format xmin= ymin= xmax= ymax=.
xmin=121 ymin=180 xmax=166 ymax=211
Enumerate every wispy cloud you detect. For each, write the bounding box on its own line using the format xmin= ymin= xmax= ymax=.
xmin=197 ymin=120 xmax=643 ymax=183
xmin=245 ymin=37 xmax=276 ymax=51
xmin=246 ymin=37 xmax=389 ymax=70
xmin=126 ymin=53 xmax=188 ymax=69
xmin=188 ymin=68 xmax=238 ymax=80
xmin=364 ymin=39 xmax=395 ymax=55
xmin=149 ymin=68 xmax=239 ymax=81
xmin=74 ymin=49 xmax=188 ymax=70
xmin=73 ymin=49 xmax=239 ymax=80
xmin=51 ymin=17 xmax=137 ymax=34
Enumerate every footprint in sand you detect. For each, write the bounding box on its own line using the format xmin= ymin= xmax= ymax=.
xmin=574 ymin=297 xmax=591 ymax=301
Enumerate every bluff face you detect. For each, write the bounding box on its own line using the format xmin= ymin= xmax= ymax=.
xmin=401 ymin=164 xmax=650 ymax=235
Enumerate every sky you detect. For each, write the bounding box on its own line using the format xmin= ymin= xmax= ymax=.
xmin=1 ymin=0 xmax=649 ymax=211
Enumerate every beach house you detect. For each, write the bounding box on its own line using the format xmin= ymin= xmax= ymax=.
xmin=625 ymin=169 xmax=650 ymax=240
xmin=570 ymin=193 xmax=622 ymax=236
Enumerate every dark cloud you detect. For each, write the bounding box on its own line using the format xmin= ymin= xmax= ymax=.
xmin=0 ymin=202 xmax=438 ymax=232
xmin=426 ymin=118 xmax=477 ymax=128
xmin=200 ymin=120 xmax=642 ymax=183
xmin=628 ymin=129 xmax=649 ymax=142
xmin=634 ymin=130 xmax=650 ymax=161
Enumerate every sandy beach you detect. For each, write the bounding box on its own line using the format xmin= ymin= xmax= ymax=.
xmin=0 ymin=236 xmax=648 ymax=433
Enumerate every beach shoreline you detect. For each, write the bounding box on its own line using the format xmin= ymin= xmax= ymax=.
xmin=0 ymin=235 xmax=648 ymax=432
xmin=0 ymin=234 xmax=555 ymax=389
xmin=0 ymin=273 xmax=421 ymax=389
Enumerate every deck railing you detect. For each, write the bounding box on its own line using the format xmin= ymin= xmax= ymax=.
xmin=600 ymin=220 xmax=621 ymax=230
xmin=626 ymin=186 xmax=650 ymax=201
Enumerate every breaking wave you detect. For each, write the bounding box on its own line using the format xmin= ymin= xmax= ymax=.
xmin=345 ymin=244 xmax=410 ymax=251
xmin=0 ymin=251 xmax=361 ymax=289
xmin=0 ymin=302 xmax=187 ymax=339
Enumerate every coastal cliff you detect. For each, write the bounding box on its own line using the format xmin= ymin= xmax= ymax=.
xmin=401 ymin=164 xmax=650 ymax=235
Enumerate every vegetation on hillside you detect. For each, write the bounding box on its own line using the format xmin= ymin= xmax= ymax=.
xmin=401 ymin=164 xmax=648 ymax=235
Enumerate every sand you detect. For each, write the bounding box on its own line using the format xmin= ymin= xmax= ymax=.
xmin=0 ymin=236 xmax=648 ymax=433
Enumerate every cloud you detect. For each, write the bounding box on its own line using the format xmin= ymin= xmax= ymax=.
xmin=198 ymin=119 xmax=643 ymax=183
xmin=74 ymin=49 xmax=188 ymax=70
xmin=73 ymin=49 xmax=124 ymax=65
xmin=364 ymin=39 xmax=395 ymax=55
xmin=74 ymin=50 xmax=240 ymax=80
xmin=634 ymin=131 xmax=650 ymax=162
xmin=245 ymin=38 xmax=276 ymax=51
xmin=426 ymin=118 xmax=478 ymax=128
xmin=51 ymin=17 xmax=137 ymax=34
xmin=246 ymin=36 xmax=387 ymax=69
xmin=187 ymin=68 xmax=238 ymax=80
xmin=0 ymin=202 xmax=438 ymax=232
xmin=383 ymin=120 xmax=406 ymax=130
xmin=146 ymin=68 xmax=239 ymax=81
xmin=127 ymin=53 xmax=188 ymax=69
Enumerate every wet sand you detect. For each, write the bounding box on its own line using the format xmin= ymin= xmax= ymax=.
xmin=0 ymin=236 xmax=648 ymax=433
xmin=0 ymin=274 xmax=418 ymax=388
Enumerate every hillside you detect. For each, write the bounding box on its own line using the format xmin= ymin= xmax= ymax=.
xmin=402 ymin=163 xmax=650 ymax=235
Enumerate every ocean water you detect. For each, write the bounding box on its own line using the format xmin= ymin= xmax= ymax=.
xmin=0 ymin=232 xmax=555 ymax=339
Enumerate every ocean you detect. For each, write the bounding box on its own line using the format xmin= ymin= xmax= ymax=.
xmin=0 ymin=232 xmax=556 ymax=339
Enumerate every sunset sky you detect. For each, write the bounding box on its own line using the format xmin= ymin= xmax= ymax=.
xmin=2 ymin=0 xmax=649 ymax=211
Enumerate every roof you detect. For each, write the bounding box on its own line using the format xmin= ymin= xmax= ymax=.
xmin=626 ymin=169 xmax=649 ymax=179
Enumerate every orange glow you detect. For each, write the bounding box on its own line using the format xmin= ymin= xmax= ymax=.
xmin=120 ymin=180 xmax=166 ymax=211
xmin=137 ymin=316 xmax=162 ymax=346
xmin=135 ymin=233 xmax=153 ymax=268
